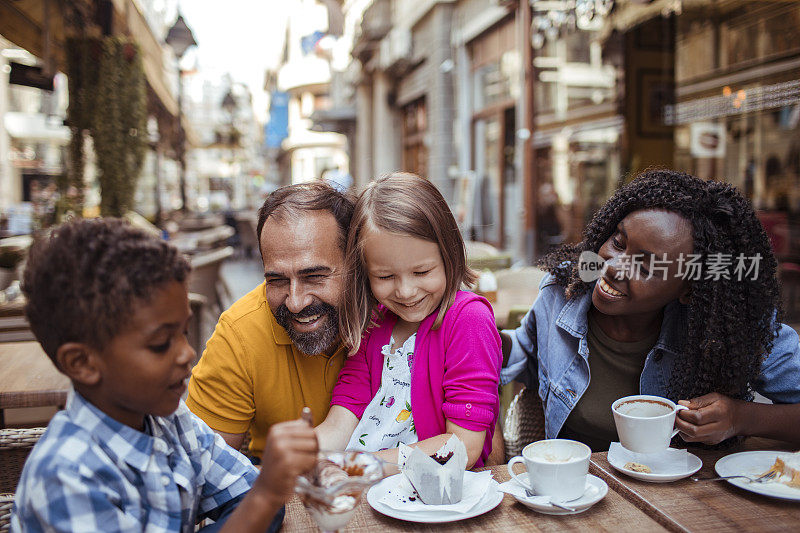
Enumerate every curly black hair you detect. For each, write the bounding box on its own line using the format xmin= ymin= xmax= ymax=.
xmin=22 ymin=218 xmax=191 ymax=363
xmin=539 ymin=169 xmax=782 ymax=403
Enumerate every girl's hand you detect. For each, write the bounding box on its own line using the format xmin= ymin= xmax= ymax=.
xmin=675 ymin=393 xmax=741 ymax=445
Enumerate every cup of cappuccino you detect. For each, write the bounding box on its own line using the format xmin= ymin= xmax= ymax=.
xmin=506 ymin=439 xmax=590 ymax=501
xmin=612 ymin=395 xmax=689 ymax=453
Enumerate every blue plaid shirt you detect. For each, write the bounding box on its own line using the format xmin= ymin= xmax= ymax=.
xmin=11 ymin=389 xmax=258 ymax=532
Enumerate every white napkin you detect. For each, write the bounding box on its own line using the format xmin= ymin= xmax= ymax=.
xmin=378 ymin=470 xmax=495 ymax=513
xmin=498 ymin=477 xmax=598 ymax=506
xmin=608 ymin=442 xmax=691 ymax=474
xmin=398 ymin=435 xmax=469 ymax=504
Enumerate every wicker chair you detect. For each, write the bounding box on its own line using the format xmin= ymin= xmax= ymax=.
xmin=503 ymin=386 xmax=546 ymax=461
xmin=0 ymin=427 xmax=45 ymax=532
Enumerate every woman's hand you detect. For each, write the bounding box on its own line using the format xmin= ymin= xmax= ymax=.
xmin=675 ymin=392 xmax=741 ymax=445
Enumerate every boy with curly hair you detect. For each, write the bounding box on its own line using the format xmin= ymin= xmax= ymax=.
xmin=11 ymin=218 xmax=317 ymax=532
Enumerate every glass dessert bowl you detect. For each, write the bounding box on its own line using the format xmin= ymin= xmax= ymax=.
xmin=295 ymin=450 xmax=384 ymax=532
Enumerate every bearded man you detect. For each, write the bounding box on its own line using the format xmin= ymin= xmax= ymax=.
xmin=187 ymin=183 xmax=354 ymax=457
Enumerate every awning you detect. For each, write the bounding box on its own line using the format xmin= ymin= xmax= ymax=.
xmin=0 ymin=0 xmax=177 ymax=116
xmin=600 ymin=0 xmax=734 ymax=39
xmin=118 ymin=0 xmax=178 ymax=116
xmin=0 ymin=0 xmax=67 ymax=71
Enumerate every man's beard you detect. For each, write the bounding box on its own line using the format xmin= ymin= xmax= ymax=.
xmin=274 ymin=301 xmax=340 ymax=356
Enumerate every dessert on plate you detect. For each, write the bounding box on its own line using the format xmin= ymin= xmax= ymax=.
xmin=624 ymin=461 xmax=652 ymax=473
xmin=760 ymin=451 xmax=800 ymax=488
xmin=399 ymin=434 xmax=468 ymax=504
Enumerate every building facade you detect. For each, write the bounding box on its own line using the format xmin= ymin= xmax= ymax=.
xmin=0 ymin=0 xmax=187 ymax=225
xmin=267 ymin=0 xmax=350 ymax=186
xmin=321 ymin=0 xmax=798 ymax=288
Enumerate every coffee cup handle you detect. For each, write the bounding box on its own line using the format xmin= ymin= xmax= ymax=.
xmin=670 ymin=404 xmax=690 ymax=438
xmin=507 ymin=456 xmax=532 ymax=491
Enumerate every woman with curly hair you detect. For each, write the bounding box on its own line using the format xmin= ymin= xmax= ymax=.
xmin=501 ymin=169 xmax=800 ymax=451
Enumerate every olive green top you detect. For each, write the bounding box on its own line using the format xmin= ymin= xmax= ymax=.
xmin=558 ymin=310 xmax=659 ymax=452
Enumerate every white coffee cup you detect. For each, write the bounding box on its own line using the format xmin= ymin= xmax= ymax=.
xmin=612 ymin=394 xmax=689 ymax=453
xmin=506 ymin=439 xmax=590 ymax=501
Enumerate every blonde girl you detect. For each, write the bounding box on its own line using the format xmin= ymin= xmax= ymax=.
xmin=315 ymin=173 xmax=502 ymax=468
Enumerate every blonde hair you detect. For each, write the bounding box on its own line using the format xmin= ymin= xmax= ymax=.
xmin=340 ymin=172 xmax=477 ymax=354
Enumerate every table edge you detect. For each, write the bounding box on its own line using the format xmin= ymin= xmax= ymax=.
xmin=590 ymin=459 xmax=690 ymax=533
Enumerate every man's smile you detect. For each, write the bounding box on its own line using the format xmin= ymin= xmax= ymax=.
xmin=291 ymin=313 xmax=325 ymax=333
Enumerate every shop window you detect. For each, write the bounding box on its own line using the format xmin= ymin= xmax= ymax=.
xmin=672 ymin=2 xmax=800 ymax=274
xmin=402 ymin=98 xmax=428 ymax=178
xmin=473 ymin=50 xmax=520 ymax=110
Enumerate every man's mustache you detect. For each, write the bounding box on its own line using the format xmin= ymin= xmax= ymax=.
xmin=275 ymin=302 xmax=336 ymax=322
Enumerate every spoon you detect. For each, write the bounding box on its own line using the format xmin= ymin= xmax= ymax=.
xmin=524 ymin=489 xmax=577 ymax=512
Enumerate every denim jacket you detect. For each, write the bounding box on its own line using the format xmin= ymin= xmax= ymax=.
xmin=501 ymin=275 xmax=800 ymax=440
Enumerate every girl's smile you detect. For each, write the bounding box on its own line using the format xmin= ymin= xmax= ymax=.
xmin=363 ymin=228 xmax=446 ymax=329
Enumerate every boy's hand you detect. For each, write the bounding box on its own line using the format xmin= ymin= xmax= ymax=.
xmin=675 ymin=393 xmax=741 ymax=444
xmin=254 ymin=419 xmax=319 ymax=506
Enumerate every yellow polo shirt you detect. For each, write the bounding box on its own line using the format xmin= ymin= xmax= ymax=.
xmin=186 ymin=282 xmax=346 ymax=456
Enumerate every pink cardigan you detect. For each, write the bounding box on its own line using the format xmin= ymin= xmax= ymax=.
xmin=331 ymin=291 xmax=502 ymax=466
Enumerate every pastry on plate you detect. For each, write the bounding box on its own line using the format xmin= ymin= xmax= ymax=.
xmin=761 ymin=451 xmax=800 ymax=488
xmin=623 ymin=461 xmax=651 ymax=474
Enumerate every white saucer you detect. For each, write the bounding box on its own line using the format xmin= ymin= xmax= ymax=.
xmin=608 ymin=449 xmax=703 ymax=482
xmin=366 ymin=477 xmax=503 ymax=523
xmin=512 ymin=474 xmax=608 ymax=515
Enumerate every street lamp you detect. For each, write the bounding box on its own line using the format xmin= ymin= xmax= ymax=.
xmin=219 ymin=88 xmax=240 ymax=207
xmin=165 ymin=13 xmax=197 ymax=212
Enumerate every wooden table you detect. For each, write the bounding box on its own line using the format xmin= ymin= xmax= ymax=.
xmin=589 ymin=439 xmax=800 ymax=532
xmin=0 ymin=297 xmax=25 ymax=318
xmin=283 ymin=464 xmax=669 ymax=532
xmin=0 ymin=341 xmax=69 ymax=426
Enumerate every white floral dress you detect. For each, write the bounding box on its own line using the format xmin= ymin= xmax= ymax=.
xmin=345 ymin=333 xmax=419 ymax=451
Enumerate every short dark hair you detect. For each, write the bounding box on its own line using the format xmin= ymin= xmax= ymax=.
xmin=22 ymin=218 xmax=191 ymax=363
xmin=256 ymin=182 xmax=355 ymax=254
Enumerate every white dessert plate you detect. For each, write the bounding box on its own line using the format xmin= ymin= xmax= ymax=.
xmin=367 ymin=476 xmax=503 ymax=523
xmin=512 ymin=474 xmax=608 ymax=515
xmin=715 ymin=451 xmax=800 ymax=501
xmin=608 ymin=449 xmax=702 ymax=482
